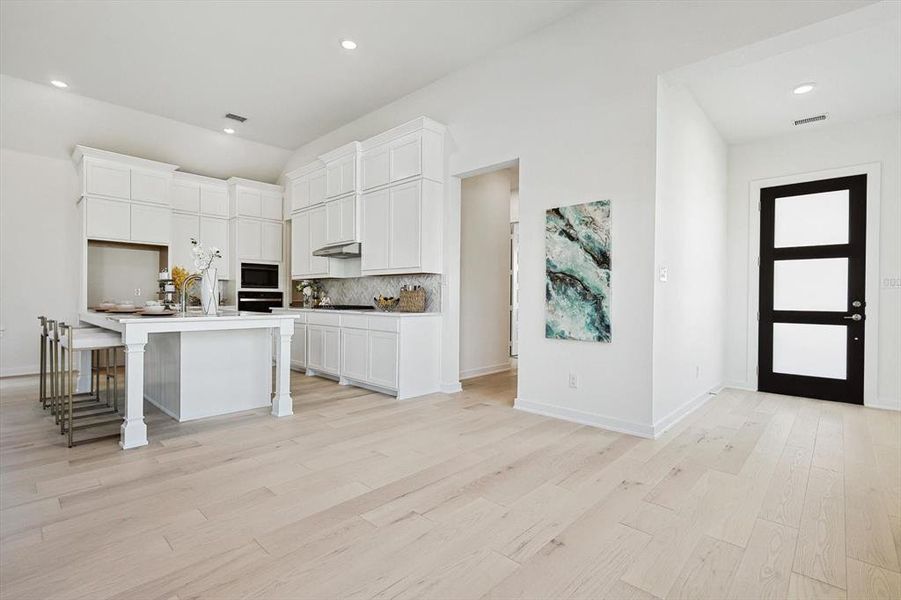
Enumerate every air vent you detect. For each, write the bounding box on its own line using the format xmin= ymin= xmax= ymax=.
xmin=793 ymin=113 xmax=828 ymax=126
xmin=225 ymin=113 xmax=247 ymax=123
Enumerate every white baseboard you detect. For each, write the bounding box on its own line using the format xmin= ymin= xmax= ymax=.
xmin=459 ymin=363 xmax=512 ymax=380
xmin=723 ymin=380 xmax=756 ymax=392
xmin=514 ymin=397 xmax=654 ymax=439
xmin=144 ymin=393 xmax=180 ymax=421
xmin=1 ymin=365 xmax=39 ymax=378
xmin=652 ymin=384 xmax=722 ymax=438
xmin=440 ymin=381 xmax=463 ymax=394
xmin=867 ymin=397 xmax=901 ymax=412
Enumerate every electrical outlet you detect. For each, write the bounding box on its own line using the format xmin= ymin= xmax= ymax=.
xmin=568 ymin=372 xmax=578 ymax=389
xmin=658 ymin=266 xmax=668 ymax=282
xmin=134 ymin=287 xmax=142 ymax=297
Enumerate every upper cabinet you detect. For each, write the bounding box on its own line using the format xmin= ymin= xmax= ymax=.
xmin=228 ymin=178 xmax=283 ymax=221
xmin=321 ymin=142 xmax=360 ymax=199
xmin=286 ymin=162 xmax=327 ymax=213
xmin=171 ymin=172 xmax=229 ymax=217
xmin=359 ymin=118 xmax=445 ymax=192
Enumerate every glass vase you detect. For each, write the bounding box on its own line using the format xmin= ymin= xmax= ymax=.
xmin=201 ymin=268 xmax=219 ymax=316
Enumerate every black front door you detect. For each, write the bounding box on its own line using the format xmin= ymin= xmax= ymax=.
xmin=758 ymin=174 xmax=866 ymax=404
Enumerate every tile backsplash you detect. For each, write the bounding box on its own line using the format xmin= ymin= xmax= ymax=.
xmin=296 ymin=274 xmax=442 ymax=312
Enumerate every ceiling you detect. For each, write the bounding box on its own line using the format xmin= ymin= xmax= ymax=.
xmin=0 ymin=0 xmax=585 ymax=150
xmin=671 ymin=2 xmax=900 ymax=144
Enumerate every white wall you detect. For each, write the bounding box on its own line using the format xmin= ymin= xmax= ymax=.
xmin=726 ymin=113 xmax=901 ymax=408
xmin=86 ymin=243 xmax=162 ymax=308
xmin=0 ymin=75 xmax=290 ymax=376
xmin=278 ymin=1 xmax=864 ymax=435
xmin=460 ymin=169 xmax=512 ymax=379
xmin=652 ymin=78 xmax=728 ymax=431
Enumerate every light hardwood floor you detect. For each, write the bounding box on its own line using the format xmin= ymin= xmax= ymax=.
xmin=1 ymin=370 xmax=899 ymax=600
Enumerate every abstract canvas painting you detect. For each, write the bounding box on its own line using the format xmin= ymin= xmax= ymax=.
xmin=545 ymin=199 xmax=611 ymax=342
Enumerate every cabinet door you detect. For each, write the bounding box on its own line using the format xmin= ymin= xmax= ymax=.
xmin=309 ymin=170 xmax=327 ymax=206
xmin=323 ymin=327 xmax=341 ymax=374
xmin=291 ymin=323 xmax=307 ymax=368
xmin=171 ymin=181 xmax=200 ymax=213
xmin=390 ymin=182 xmax=421 ymax=269
xmin=307 ymin=326 xmax=325 ymax=370
xmin=290 ymin=177 xmax=310 ymax=212
xmin=131 ymin=170 xmax=170 ymax=205
xmin=361 ymin=146 xmax=389 ymax=190
xmin=389 ymin=134 xmax=422 ymax=183
xmin=236 ymin=188 xmax=262 ymax=217
xmin=361 ymin=189 xmax=389 ymax=271
xmin=85 ymin=161 xmax=130 ymax=199
xmin=341 ymin=328 xmax=368 ymax=381
xmin=171 ymin=212 xmax=200 ymax=271
xmin=326 ymin=198 xmax=342 ymax=245
xmin=368 ymin=331 xmax=399 ymax=389
xmin=237 ymin=219 xmax=262 ymax=260
xmin=86 ymin=197 xmax=130 ymax=241
xmin=290 ymin=212 xmax=311 ymax=277
xmin=199 ymin=216 xmax=229 ymax=279
xmin=261 ymin=221 xmax=283 ymax=262
xmin=200 ymin=187 xmax=228 ymax=217
xmin=339 ymin=195 xmax=356 ymax=243
xmin=326 ymin=155 xmax=355 ymax=198
xmin=340 ymin=157 xmax=356 ymax=195
xmin=309 ymin=206 xmax=328 ymax=274
xmin=261 ymin=191 xmax=283 ymax=221
xmin=326 ymin=161 xmax=343 ymax=199
xmin=130 ymin=204 xmax=170 ymax=245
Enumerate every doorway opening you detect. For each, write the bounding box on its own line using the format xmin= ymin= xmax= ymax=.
xmin=458 ymin=161 xmax=519 ymax=402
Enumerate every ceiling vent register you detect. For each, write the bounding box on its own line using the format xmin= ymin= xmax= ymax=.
xmin=225 ymin=113 xmax=247 ymax=123
xmin=793 ymin=113 xmax=828 ymax=126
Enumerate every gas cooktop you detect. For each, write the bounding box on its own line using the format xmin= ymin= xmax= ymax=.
xmin=312 ymin=305 xmax=375 ymax=311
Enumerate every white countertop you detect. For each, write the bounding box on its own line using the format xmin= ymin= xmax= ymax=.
xmin=272 ymin=307 xmax=441 ymax=317
xmin=83 ymin=309 xmax=295 ymax=324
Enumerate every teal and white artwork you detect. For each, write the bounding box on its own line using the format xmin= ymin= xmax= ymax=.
xmin=545 ymin=200 xmax=611 ymax=342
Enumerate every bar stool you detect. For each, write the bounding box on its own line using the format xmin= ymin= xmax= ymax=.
xmin=39 ymin=317 xmax=103 ymax=410
xmin=57 ymin=324 xmax=125 ymax=447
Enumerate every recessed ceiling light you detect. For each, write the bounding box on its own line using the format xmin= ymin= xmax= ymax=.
xmin=793 ymin=83 xmax=816 ymax=95
xmin=223 ymin=127 xmax=235 ymax=135
xmin=340 ymin=39 xmax=357 ymax=50
xmin=50 ymin=80 xmax=68 ymax=88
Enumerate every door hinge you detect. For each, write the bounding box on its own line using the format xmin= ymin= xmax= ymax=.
xmin=757 ymin=199 xmax=761 ymax=211
xmin=756 ymin=365 xmax=759 ymax=376
xmin=756 ymin=311 xmax=759 ymax=321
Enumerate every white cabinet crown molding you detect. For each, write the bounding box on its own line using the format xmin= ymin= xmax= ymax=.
xmin=226 ymin=177 xmax=283 ymax=193
xmin=358 ymin=116 xmax=446 ymax=151
xmin=71 ymin=145 xmax=178 ymax=173
xmin=318 ymin=141 xmax=362 ymax=164
xmin=283 ymin=160 xmax=326 ymax=181
xmin=173 ymin=171 xmax=229 ymax=189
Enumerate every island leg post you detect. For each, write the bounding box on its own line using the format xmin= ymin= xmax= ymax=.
xmin=272 ymin=322 xmax=294 ymax=417
xmin=121 ymin=339 xmax=148 ymax=449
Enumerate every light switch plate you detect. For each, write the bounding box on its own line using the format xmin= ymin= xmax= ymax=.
xmin=658 ymin=266 xmax=668 ymax=283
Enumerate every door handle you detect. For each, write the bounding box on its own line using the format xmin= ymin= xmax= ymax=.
xmin=844 ymin=314 xmax=863 ymax=321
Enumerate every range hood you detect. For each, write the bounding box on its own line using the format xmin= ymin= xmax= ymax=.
xmin=312 ymin=242 xmax=361 ymax=259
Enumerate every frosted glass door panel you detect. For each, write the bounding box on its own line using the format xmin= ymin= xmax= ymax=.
xmin=774 ymin=190 xmax=848 ymax=248
xmin=773 ymin=323 xmax=846 ymax=379
xmin=773 ymin=258 xmax=847 ymax=311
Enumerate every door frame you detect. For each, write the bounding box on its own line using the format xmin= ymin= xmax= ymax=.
xmin=745 ymin=162 xmax=881 ymax=407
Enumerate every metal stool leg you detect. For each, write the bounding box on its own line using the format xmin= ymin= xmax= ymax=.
xmin=67 ymin=326 xmax=75 ymax=447
xmin=38 ymin=316 xmax=47 ymax=407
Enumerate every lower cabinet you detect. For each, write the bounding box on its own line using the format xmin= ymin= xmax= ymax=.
xmin=367 ymin=331 xmax=399 ymax=389
xmin=290 ymin=322 xmax=307 ymax=369
xmin=341 ymin=328 xmax=369 ymax=382
xmin=308 ymin=325 xmax=340 ymax=375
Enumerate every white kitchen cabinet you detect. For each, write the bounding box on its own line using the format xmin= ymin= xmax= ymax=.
xmin=360 ymin=188 xmax=389 ymax=271
xmin=200 ymin=216 xmax=229 ymax=279
xmin=361 ymin=145 xmax=390 ymax=191
xmin=200 ymin=186 xmax=228 ymax=217
xmin=261 ymin=191 xmax=283 ymax=221
xmin=290 ymin=323 xmax=307 ymax=369
xmin=358 ymin=118 xmax=445 ymax=191
xmin=261 ymin=221 xmax=283 ymax=262
xmin=130 ymin=203 xmax=170 ymax=245
xmin=86 ymin=197 xmax=131 ymax=241
xmin=236 ymin=188 xmax=262 ymax=218
xmin=309 ymin=171 xmax=327 ymax=208
xmin=308 ymin=325 xmax=340 ymax=375
xmin=290 ymin=176 xmax=311 ymax=212
xmin=85 ymin=161 xmax=131 ymax=199
xmin=325 ymin=195 xmax=355 ymax=245
xmin=367 ymin=331 xmax=399 ymax=389
xmin=131 ymin=170 xmax=170 ymax=205
xmin=309 ymin=205 xmax=329 ymax=274
xmin=171 ymin=180 xmax=201 ymax=213
xmin=389 ymin=134 xmax=422 ymax=183
xmin=326 ymin=154 xmax=356 ymax=198
xmin=290 ymin=212 xmax=312 ymax=277
xmin=170 ymin=212 xmax=199 ymax=270
xmin=361 ymin=179 xmax=441 ymax=274
xmin=287 ymin=166 xmax=327 ymax=213
xmin=237 ymin=218 xmax=262 ymax=260
xmin=341 ymin=328 xmax=368 ymax=382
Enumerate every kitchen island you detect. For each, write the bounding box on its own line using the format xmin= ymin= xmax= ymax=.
xmin=79 ymin=310 xmax=296 ymax=449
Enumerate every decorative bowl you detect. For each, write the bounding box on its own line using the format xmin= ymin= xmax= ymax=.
xmin=373 ymin=297 xmax=400 ymax=312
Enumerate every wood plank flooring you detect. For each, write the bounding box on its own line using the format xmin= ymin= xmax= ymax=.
xmin=1 ymin=370 xmax=899 ymax=599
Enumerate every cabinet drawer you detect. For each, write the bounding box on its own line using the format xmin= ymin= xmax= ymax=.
xmin=367 ymin=315 xmax=399 ymax=333
xmin=307 ymin=312 xmax=340 ymax=327
xmin=340 ymin=314 xmax=369 ymax=330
